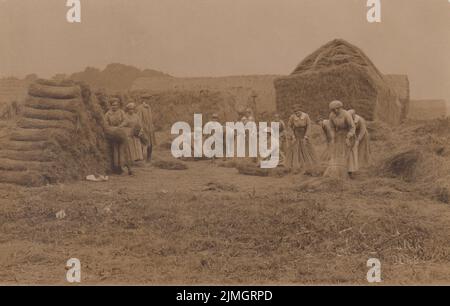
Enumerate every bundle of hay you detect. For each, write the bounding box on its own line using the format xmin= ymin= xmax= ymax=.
xmin=296 ymin=177 xmax=345 ymax=193
xmin=237 ymin=163 xmax=270 ymax=177
xmin=274 ymin=39 xmax=403 ymax=125
xmin=104 ymin=126 xmax=128 ymax=144
xmin=379 ymin=144 xmax=447 ymax=182
xmin=0 ymin=79 xmax=110 ymax=187
xmin=236 ymin=162 xmax=290 ymax=177
xmin=152 ymin=158 xmax=188 ymax=170
xmin=380 ymin=150 xmax=425 ymax=182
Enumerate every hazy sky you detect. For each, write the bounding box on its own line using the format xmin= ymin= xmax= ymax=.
xmin=0 ymin=0 xmax=449 ymax=100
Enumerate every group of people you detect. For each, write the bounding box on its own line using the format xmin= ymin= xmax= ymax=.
xmin=276 ymin=100 xmax=371 ymax=179
xmin=103 ymin=94 xmax=369 ymax=179
xmin=209 ymin=102 xmax=370 ymax=179
xmin=104 ymin=94 xmax=156 ymax=175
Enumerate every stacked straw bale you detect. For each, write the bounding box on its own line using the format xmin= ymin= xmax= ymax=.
xmin=0 ymin=79 xmax=109 ymax=186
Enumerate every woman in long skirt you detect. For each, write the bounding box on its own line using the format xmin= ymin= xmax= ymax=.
xmin=104 ymin=98 xmax=132 ymax=175
xmin=324 ymin=101 xmax=357 ymax=179
xmin=285 ymin=105 xmax=318 ymax=173
xmin=122 ymin=103 xmax=144 ymax=162
xmin=348 ymin=109 xmax=371 ymax=168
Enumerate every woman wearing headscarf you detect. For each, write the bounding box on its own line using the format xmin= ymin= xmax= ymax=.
xmin=324 ymin=101 xmax=357 ymax=179
xmin=285 ymin=105 xmax=318 ymax=173
xmin=122 ymin=103 xmax=144 ymax=162
xmin=104 ymin=97 xmax=132 ymax=175
xmin=245 ymin=108 xmax=256 ymax=122
xmin=348 ymin=109 xmax=371 ymax=168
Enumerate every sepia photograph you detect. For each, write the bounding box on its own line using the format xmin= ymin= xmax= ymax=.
xmin=0 ymin=0 xmax=449 ymax=290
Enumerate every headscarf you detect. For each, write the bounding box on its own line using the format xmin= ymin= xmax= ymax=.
xmin=293 ymin=104 xmax=302 ymax=112
xmin=329 ymin=100 xmax=344 ymax=110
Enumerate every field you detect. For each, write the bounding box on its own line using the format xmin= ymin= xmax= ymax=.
xmin=0 ymin=120 xmax=449 ymax=285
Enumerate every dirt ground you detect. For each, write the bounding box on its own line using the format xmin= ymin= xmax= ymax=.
xmin=0 ymin=143 xmax=449 ymax=285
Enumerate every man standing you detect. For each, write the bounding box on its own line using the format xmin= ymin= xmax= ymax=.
xmin=137 ymin=94 xmax=157 ymax=162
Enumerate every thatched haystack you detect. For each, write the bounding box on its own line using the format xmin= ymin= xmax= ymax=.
xmin=384 ymin=74 xmax=410 ymax=121
xmin=0 ymin=79 xmax=110 ymax=187
xmin=274 ymin=39 xmax=402 ymax=125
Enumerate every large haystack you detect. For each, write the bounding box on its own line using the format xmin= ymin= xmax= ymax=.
xmin=0 ymin=79 xmax=109 ymax=187
xmin=274 ymin=39 xmax=402 ymax=125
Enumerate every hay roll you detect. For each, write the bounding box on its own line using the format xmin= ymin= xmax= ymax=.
xmin=0 ymin=150 xmax=54 ymax=162
xmin=3 ymin=140 xmax=49 ymax=151
xmin=35 ymin=79 xmax=76 ymax=87
xmin=10 ymin=129 xmax=49 ymax=142
xmin=104 ymin=126 xmax=128 ymax=143
xmin=0 ymin=170 xmax=48 ymax=187
xmin=237 ymin=164 xmax=269 ymax=177
xmin=17 ymin=118 xmax=75 ymax=131
xmin=152 ymin=159 xmax=188 ymax=170
xmin=23 ymin=96 xmax=79 ymax=113
xmin=0 ymin=158 xmax=54 ymax=172
xmin=21 ymin=106 xmax=77 ymax=123
xmin=10 ymin=128 xmax=66 ymax=142
xmin=28 ymin=82 xmax=81 ymax=100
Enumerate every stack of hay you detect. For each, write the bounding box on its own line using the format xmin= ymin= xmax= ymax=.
xmin=274 ymin=39 xmax=403 ymax=125
xmin=0 ymin=79 xmax=109 ymax=187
